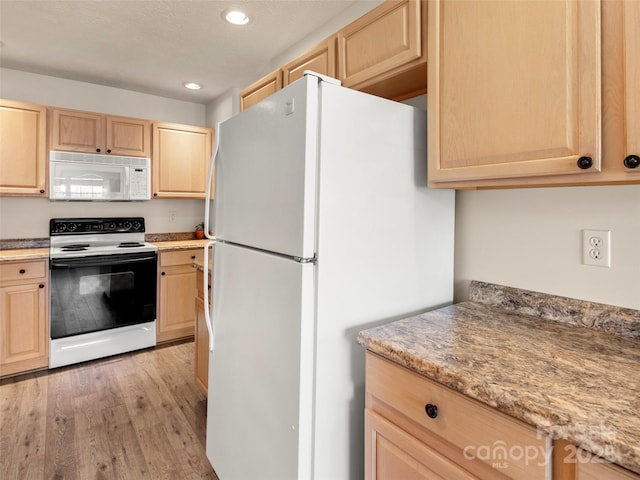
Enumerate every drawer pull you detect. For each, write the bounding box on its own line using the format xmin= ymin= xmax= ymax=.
xmin=425 ymin=403 xmax=438 ymax=419
xmin=19 ymin=269 xmax=26 ymax=274
xmin=191 ymin=255 xmax=196 ymax=259
xmin=39 ymin=284 xmax=45 ymax=288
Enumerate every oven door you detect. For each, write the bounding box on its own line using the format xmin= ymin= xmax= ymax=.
xmin=50 ymin=251 xmax=157 ymax=340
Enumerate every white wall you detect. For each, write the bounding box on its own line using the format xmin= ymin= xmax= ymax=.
xmin=0 ymin=68 xmax=207 ymax=237
xmin=454 ymin=185 xmax=640 ymax=310
xmin=1 ymin=68 xmax=206 ymax=125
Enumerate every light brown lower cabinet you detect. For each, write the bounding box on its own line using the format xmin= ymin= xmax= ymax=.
xmin=0 ymin=259 xmax=49 ymax=376
xmin=365 ymin=352 xmax=549 ymax=480
xmin=194 ymin=267 xmax=210 ymax=396
xmin=366 ymin=352 xmax=640 ymax=480
xmin=156 ymin=249 xmax=203 ymax=343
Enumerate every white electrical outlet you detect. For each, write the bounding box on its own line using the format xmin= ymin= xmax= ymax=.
xmin=582 ymin=229 xmax=611 ymax=267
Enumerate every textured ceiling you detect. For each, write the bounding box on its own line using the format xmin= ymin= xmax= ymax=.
xmin=0 ymin=0 xmax=367 ymax=104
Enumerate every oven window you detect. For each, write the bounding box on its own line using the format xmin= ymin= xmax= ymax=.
xmin=50 ymin=253 xmax=157 ymax=339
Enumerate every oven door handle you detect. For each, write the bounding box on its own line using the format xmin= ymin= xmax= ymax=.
xmin=50 ymin=253 xmax=157 ymax=269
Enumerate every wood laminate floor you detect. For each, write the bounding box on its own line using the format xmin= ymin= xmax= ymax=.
xmin=0 ymin=341 xmax=218 ymax=479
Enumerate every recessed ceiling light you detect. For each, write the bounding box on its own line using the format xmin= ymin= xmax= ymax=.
xmin=223 ymin=8 xmax=250 ymax=25
xmin=183 ymin=82 xmax=202 ymax=90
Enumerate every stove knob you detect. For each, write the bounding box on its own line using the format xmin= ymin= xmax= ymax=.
xmin=123 ymin=221 xmax=132 ymax=230
xmin=57 ymin=224 xmax=67 ymax=232
xmin=108 ymin=222 xmax=116 ymax=231
xmin=132 ymin=220 xmax=142 ymax=231
xmin=67 ymin=223 xmax=77 ymax=232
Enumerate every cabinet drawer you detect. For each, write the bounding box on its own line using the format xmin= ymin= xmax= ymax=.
xmin=0 ymin=260 xmax=47 ymax=283
xmin=366 ymin=353 xmax=548 ymax=479
xmin=159 ymin=249 xmax=203 ymax=267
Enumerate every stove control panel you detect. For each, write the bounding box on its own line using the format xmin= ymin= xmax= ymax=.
xmin=50 ymin=218 xmax=146 ymax=235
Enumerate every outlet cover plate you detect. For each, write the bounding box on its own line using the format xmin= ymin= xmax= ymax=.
xmin=582 ymin=229 xmax=611 ymax=267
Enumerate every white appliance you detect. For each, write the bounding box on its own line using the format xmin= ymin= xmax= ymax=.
xmin=49 ymin=151 xmax=151 ymax=201
xmin=202 ymin=72 xmax=455 ymax=480
xmin=49 ymin=217 xmax=157 ymax=368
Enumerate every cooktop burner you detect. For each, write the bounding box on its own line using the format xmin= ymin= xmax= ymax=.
xmin=61 ymin=243 xmax=91 ymax=251
xmin=118 ymin=242 xmax=145 ymax=248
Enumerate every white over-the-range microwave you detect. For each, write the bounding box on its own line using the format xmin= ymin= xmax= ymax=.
xmin=49 ymin=151 xmax=151 ymax=201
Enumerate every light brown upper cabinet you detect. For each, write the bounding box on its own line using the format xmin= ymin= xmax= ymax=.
xmin=621 ymin=1 xmax=640 ymax=174
xmin=240 ymin=70 xmax=283 ymax=112
xmin=428 ymin=0 xmax=602 ymax=187
xmin=0 ymin=99 xmax=47 ymax=197
xmin=282 ymin=36 xmax=337 ymax=86
xmin=338 ymin=0 xmax=427 ymax=100
xmin=152 ymin=122 xmax=214 ymax=199
xmin=427 ymin=0 xmax=639 ymax=189
xmin=50 ymin=107 xmax=151 ymax=157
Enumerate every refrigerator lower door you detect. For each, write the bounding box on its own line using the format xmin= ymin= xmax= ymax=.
xmin=206 ymin=242 xmax=315 ymax=480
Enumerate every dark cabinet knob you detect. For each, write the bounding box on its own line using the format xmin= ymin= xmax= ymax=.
xmin=107 ymin=149 xmax=112 ymax=153
xmin=39 ymin=189 xmax=45 ymax=194
xmin=425 ymin=403 xmax=438 ymax=419
xmin=191 ymin=255 xmax=196 ymax=259
xmin=39 ymin=284 xmax=45 ymax=289
xmin=577 ymin=156 xmax=593 ymax=170
xmin=19 ymin=269 xmax=26 ymax=274
xmin=623 ymin=154 xmax=640 ymax=169
xmin=96 ymin=148 xmax=101 ymax=153
xmin=153 ymin=193 xmax=158 ymax=197
xmin=161 ymin=272 xmax=166 ymax=276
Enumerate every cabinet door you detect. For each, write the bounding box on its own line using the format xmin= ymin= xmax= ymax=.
xmin=428 ymin=0 xmax=601 ymax=185
xmin=0 ymin=282 xmax=48 ymax=376
xmin=283 ymin=36 xmax=337 ymax=86
xmin=365 ymin=409 xmax=479 ymax=480
xmin=106 ymin=115 xmax=151 ymax=157
xmin=239 ymin=69 xmax=283 ymax=111
xmin=338 ymin=0 xmax=425 ymax=99
xmin=152 ymin=123 xmax=214 ymax=199
xmin=579 ymin=461 xmax=640 ymax=480
xmin=157 ymin=254 xmax=197 ymax=343
xmin=50 ymin=108 xmax=105 ymax=153
xmin=623 ymin=0 xmax=640 ymax=174
xmin=0 ymin=99 xmax=47 ymax=196
xmin=194 ymin=296 xmax=209 ymax=396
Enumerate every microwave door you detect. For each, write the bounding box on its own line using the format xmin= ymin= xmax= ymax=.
xmin=51 ymin=162 xmax=128 ymax=200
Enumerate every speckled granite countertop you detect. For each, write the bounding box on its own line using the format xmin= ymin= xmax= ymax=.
xmin=0 ymin=234 xmax=211 ymax=260
xmin=358 ymin=281 xmax=640 ymax=474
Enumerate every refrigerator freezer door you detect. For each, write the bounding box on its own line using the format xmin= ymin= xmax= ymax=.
xmin=206 ymin=242 xmax=315 ymax=480
xmin=214 ymin=77 xmax=319 ymax=259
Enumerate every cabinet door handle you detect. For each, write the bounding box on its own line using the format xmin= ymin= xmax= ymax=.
xmin=39 ymin=189 xmax=45 ymax=194
xmin=96 ymin=148 xmax=101 ymax=153
xmin=161 ymin=272 xmax=166 ymax=276
xmin=107 ymin=149 xmax=112 ymax=153
xmin=19 ymin=269 xmax=26 ymax=274
xmin=623 ymin=154 xmax=640 ymax=169
xmin=191 ymin=255 xmax=196 ymax=259
xmin=425 ymin=403 xmax=438 ymax=419
xmin=577 ymin=156 xmax=593 ymax=170
xmin=39 ymin=284 xmax=45 ymax=288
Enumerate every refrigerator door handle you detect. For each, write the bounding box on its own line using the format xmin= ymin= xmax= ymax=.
xmin=203 ymin=240 xmax=216 ymax=351
xmin=204 ymin=122 xmax=221 ymax=239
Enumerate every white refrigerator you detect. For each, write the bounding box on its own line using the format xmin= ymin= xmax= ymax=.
xmin=202 ymin=72 xmax=454 ymax=480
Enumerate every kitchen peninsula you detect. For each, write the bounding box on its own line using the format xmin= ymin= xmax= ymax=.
xmin=358 ymin=281 xmax=640 ymax=479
